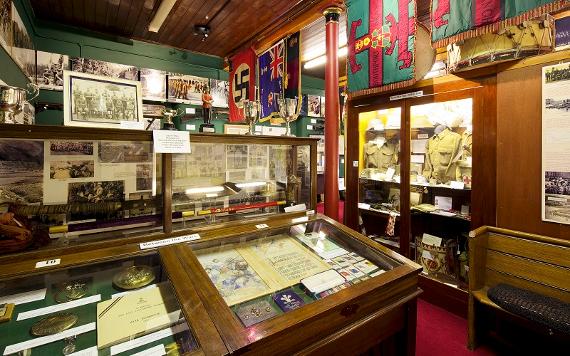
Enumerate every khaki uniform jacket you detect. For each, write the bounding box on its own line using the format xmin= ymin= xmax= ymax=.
xmin=423 ymin=128 xmax=462 ymax=183
xmin=461 ymin=131 xmax=472 ymax=160
xmin=364 ymin=141 xmax=399 ymax=173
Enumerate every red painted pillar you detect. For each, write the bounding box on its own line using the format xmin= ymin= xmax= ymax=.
xmin=323 ymin=7 xmax=342 ymax=221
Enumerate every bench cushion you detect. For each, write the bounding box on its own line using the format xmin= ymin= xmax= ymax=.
xmin=488 ymin=283 xmax=570 ymax=334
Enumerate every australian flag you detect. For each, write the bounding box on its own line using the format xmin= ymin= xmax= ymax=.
xmin=259 ymin=40 xmax=284 ymax=119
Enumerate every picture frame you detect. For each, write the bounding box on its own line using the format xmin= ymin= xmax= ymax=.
xmin=63 ymin=70 xmax=143 ymax=129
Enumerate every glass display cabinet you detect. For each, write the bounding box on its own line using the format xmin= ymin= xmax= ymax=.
xmin=409 ymin=98 xmax=473 ymax=289
xmin=0 ymin=252 xmax=220 ymax=356
xmin=0 ymin=125 xmax=316 ymax=258
xmin=357 ymin=108 xmax=402 ymax=250
xmin=170 ymin=214 xmax=422 ymax=354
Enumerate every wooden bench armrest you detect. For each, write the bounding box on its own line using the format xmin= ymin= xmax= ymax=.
xmin=472 ymin=287 xmax=500 ymax=309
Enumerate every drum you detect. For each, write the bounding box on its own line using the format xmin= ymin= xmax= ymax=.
xmin=447 ymin=15 xmax=554 ymax=72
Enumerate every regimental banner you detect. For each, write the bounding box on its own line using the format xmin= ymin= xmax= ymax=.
xmin=431 ymin=0 xmax=570 ymax=48
xmin=347 ymin=0 xmax=417 ymax=96
xmin=285 ymin=32 xmax=301 ymax=101
xmin=259 ymin=40 xmax=285 ymax=119
xmin=229 ymin=48 xmax=256 ymax=122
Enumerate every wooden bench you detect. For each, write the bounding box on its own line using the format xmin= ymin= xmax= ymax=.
xmin=467 ymin=226 xmax=570 ymax=350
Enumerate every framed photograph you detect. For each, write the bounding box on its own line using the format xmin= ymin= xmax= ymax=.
xmin=63 ymin=70 xmax=143 ymax=129
xmin=210 ymin=79 xmax=229 ymax=108
xmin=308 ymin=95 xmax=321 ymax=117
xmin=70 ymin=57 xmax=139 ymax=81
xmin=140 ymin=68 xmax=166 ymax=101
xmin=167 ymin=73 xmax=208 ymax=105
xmin=0 ymin=0 xmax=12 ymax=54
xmin=36 ymin=51 xmax=69 ymax=90
xmin=142 ymin=103 xmax=165 ymax=118
xmin=11 ymin=4 xmax=34 ymax=81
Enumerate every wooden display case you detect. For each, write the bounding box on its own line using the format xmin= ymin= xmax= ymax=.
xmin=345 ymin=75 xmax=498 ymax=317
xmin=0 ymin=124 xmax=317 ymax=258
xmin=0 ymin=214 xmax=421 ymax=355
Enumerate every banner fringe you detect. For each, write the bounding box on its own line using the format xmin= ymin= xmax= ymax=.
xmin=431 ymin=0 xmax=569 ymax=48
xmin=348 ymin=78 xmax=417 ymax=99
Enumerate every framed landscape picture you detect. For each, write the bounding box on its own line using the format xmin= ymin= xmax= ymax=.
xmin=63 ymin=70 xmax=143 ymax=129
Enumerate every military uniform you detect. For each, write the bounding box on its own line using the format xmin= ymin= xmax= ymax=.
xmin=423 ymin=128 xmax=462 ymax=183
xmin=364 ymin=140 xmax=399 ymax=173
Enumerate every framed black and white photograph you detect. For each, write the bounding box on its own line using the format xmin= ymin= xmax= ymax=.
xmin=11 ymin=4 xmax=34 ymax=81
xmin=0 ymin=0 xmax=12 ymax=54
xmin=167 ymin=73 xmax=208 ymax=105
xmin=36 ymin=51 xmax=68 ymax=90
xmin=71 ymin=57 xmax=139 ymax=81
xmin=140 ymin=68 xmax=166 ymax=101
xmin=210 ymin=78 xmax=229 ymax=108
xmin=63 ymin=71 xmax=143 ymax=129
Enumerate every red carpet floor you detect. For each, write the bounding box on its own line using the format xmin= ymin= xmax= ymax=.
xmin=316 ymin=201 xmax=498 ymax=355
xmin=416 ymin=299 xmax=497 ymax=356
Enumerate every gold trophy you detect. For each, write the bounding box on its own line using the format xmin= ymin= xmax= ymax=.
xmin=0 ymin=83 xmax=38 ymax=124
xmin=161 ymin=107 xmax=184 ymax=130
xmin=241 ymin=99 xmax=260 ymax=135
xmin=277 ymin=95 xmax=299 ymax=137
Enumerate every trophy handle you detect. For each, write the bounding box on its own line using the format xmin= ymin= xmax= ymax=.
xmin=26 ymin=83 xmax=39 ymax=101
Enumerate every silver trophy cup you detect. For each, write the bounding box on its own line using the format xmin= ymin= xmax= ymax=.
xmin=277 ymin=96 xmax=299 ymax=136
xmin=241 ymin=99 xmax=259 ymax=135
xmin=0 ymin=83 xmax=39 ymax=124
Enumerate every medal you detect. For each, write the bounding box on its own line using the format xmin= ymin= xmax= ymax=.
xmin=30 ymin=312 xmax=78 ymax=336
xmin=54 ymin=279 xmax=89 ymax=303
xmin=113 ymin=265 xmax=155 ymax=290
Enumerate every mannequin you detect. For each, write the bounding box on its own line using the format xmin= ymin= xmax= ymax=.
xmin=423 ymin=125 xmax=462 ymax=184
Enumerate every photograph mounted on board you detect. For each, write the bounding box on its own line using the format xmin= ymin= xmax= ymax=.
xmin=36 ymin=51 xmax=69 ymax=91
xmin=50 ymin=160 xmax=95 ymax=179
xmin=167 ymin=73 xmax=208 ymax=105
xmin=11 ymin=4 xmax=34 ymax=81
xmin=50 ymin=141 xmax=94 ymax=156
xmin=71 ymin=57 xmax=139 ymax=81
xmin=98 ymin=141 xmax=152 ymax=163
xmin=308 ymin=95 xmax=321 ymax=117
xmin=0 ymin=139 xmax=43 ymax=204
xmin=210 ymin=79 xmax=229 ymax=108
xmin=140 ymin=68 xmax=166 ymax=101
xmin=0 ymin=0 xmax=12 ymax=54
xmin=68 ymin=180 xmax=125 ymax=203
xmin=63 ymin=71 xmax=143 ymax=129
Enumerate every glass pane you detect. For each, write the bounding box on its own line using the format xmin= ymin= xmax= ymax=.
xmin=171 ymin=143 xmax=312 ymax=230
xmin=0 ymin=139 xmax=162 ymax=256
xmin=409 ymin=98 xmax=473 ymax=289
xmin=191 ymin=219 xmax=401 ymax=328
xmin=357 ymin=108 xmax=402 ymax=250
xmin=0 ymin=255 xmax=199 ymax=355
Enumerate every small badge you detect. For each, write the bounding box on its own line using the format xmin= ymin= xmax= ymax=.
xmin=273 ymin=289 xmax=305 ymax=312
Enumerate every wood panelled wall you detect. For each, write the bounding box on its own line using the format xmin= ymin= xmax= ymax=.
xmin=497 ymin=62 xmax=570 ymax=240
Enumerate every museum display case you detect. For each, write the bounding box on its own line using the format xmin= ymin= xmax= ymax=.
xmin=357 ymin=108 xmax=402 ymax=250
xmin=0 ymin=253 xmax=211 ymax=356
xmin=408 ymin=98 xmax=473 ymax=289
xmin=171 ymin=214 xmax=422 ymax=354
xmin=0 ymin=124 xmax=316 ymax=258
xmin=345 ymin=76 xmax=498 ymax=316
xmin=0 ymin=213 xmax=421 ymax=355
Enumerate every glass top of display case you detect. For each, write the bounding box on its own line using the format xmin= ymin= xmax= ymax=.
xmin=0 ymin=253 xmax=201 ymax=356
xmin=189 ymin=218 xmax=402 ymax=328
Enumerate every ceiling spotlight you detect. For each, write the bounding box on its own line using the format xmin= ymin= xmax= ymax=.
xmin=194 ymin=24 xmax=211 ymax=40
